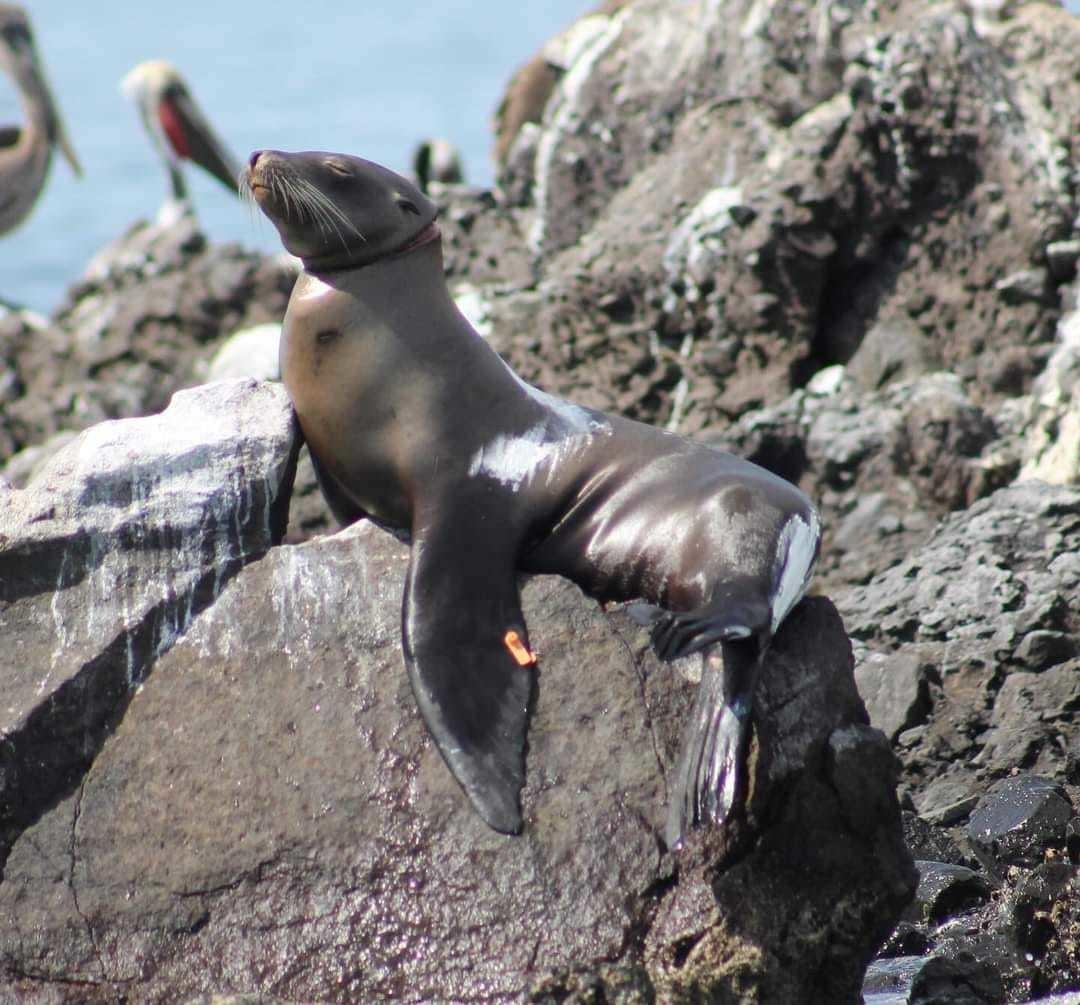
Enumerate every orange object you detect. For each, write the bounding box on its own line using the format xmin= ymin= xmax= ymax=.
xmin=504 ymin=629 xmax=536 ymax=666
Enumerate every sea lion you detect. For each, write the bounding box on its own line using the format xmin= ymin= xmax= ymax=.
xmin=245 ymin=149 xmax=820 ymax=848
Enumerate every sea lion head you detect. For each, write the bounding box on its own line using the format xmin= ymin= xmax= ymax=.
xmin=245 ymin=149 xmax=438 ymax=271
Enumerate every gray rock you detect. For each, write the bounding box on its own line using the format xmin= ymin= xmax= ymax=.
xmin=967 ymin=775 xmax=1074 ymax=867
xmin=995 ymin=268 xmax=1052 ymax=306
xmin=915 ymin=777 xmax=981 ymax=827
xmin=0 ymin=379 xmax=298 ymax=868
xmin=0 ymin=430 xmax=79 ymax=489
xmin=204 ymin=324 xmax=281 ymax=382
xmin=855 ymin=650 xmax=930 ymax=742
xmin=977 ymin=662 xmax=1080 ymax=778
xmin=0 ymin=223 xmax=291 ymax=463
xmin=847 ymin=318 xmax=937 ymax=391
xmin=839 ymin=482 xmax=1080 ymax=797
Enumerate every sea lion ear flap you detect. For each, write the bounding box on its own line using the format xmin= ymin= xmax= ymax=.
xmin=401 ymin=508 xmax=535 ymax=833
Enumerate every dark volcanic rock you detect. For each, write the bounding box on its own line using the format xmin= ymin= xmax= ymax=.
xmin=1008 ymin=863 xmax=1080 ymax=993
xmin=840 ymin=482 xmax=1080 ymax=806
xmin=0 ymin=217 xmax=293 ymax=462
xmin=0 ymin=513 xmax=911 ymax=1002
xmin=863 ymin=953 xmax=1007 ymax=1005
xmin=967 ymin=776 xmax=1074 ymax=869
xmin=906 ymin=861 xmax=990 ymax=926
xmin=477 ymin=0 xmax=1078 ymax=443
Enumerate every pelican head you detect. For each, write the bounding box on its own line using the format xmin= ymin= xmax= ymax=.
xmin=121 ymin=59 xmax=241 ymax=224
xmin=0 ymin=3 xmax=81 ymax=236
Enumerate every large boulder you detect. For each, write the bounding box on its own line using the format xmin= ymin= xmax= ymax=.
xmin=0 ymin=379 xmax=298 ymax=869
xmin=0 ymin=381 xmax=911 ymax=1002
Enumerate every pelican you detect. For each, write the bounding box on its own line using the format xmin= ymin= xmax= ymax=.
xmin=0 ymin=4 xmax=80 ymax=237
xmin=121 ymin=60 xmax=240 ymax=225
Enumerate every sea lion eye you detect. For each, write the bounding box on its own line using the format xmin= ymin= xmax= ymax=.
xmin=327 ymin=160 xmax=352 ymax=178
xmin=399 ymin=199 xmax=420 ymax=215
xmin=316 ymin=328 xmax=340 ymax=344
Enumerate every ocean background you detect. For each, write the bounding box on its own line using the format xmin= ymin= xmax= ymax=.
xmin=0 ymin=1 xmax=589 ymax=313
xmin=5 ymin=2 xmax=1078 ymax=315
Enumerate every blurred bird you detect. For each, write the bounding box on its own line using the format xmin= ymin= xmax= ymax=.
xmin=121 ymin=59 xmax=241 ymax=225
xmin=411 ymin=138 xmax=463 ymax=194
xmin=0 ymin=3 xmax=80 ymax=235
xmin=0 ymin=4 xmax=80 ymax=312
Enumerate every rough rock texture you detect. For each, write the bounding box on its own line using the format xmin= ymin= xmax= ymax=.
xmin=0 ymin=382 xmax=910 ymax=1002
xmin=0 ymin=380 xmax=298 ymax=870
xmin=840 ymin=484 xmax=1080 ymax=1000
xmin=0 ymin=216 xmax=293 ymax=462
xmin=840 ymin=482 xmax=1080 ymax=812
xmin=482 ymin=0 xmax=1076 ymax=435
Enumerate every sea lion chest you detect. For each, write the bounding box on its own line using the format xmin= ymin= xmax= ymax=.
xmin=279 ymin=271 xmax=429 ymax=527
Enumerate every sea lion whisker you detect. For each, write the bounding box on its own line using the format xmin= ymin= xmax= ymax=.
xmin=296 ymin=178 xmax=364 ymax=244
xmin=291 ymin=179 xmax=343 ymax=245
xmin=291 ymin=181 xmax=354 ymax=252
xmin=269 ymin=169 xmax=304 ymax=224
xmin=282 ymin=176 xmax=330 ymax=236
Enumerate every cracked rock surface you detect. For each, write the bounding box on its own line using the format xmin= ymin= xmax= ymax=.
xmin=0 ymin=380 xmax=297 ymax=875
xmin=0 ymin=446 xmax=908 ymax=1000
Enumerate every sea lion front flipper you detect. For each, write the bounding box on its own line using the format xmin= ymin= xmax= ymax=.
xmin=402 ymin=508 xmax=534 ymax=834
xmin=308 ymin=450 xmax=367 ymax=526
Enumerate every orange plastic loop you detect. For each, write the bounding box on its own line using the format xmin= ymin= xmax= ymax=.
xmin=504 ymin=629 xmax=536 ymax=667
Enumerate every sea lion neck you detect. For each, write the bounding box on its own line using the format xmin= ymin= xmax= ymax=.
xmin=305 ymin=237 xmax=458 ymax=334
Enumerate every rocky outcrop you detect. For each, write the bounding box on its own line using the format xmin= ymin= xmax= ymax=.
xmin=841 ymin=483 xmax=1079 ymax=999
xmin=0 ymin=380 xmax=298 ymax=871
xmin=0 ymin=216 xmax=293 ymax=462
xmin=480 ymin=0 xmax=1077 ymax=436
xmin=0 ymin=381 xmax=910 ymax=1003
xmin=840 ymin=481 xmax=1079 ymax=813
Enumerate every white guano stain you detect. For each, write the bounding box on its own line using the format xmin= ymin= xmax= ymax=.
xmin=25 ymin=380 xmax=295 ymax=703
xmin=663 ymin=185 xmax=744 ymax=282
xmin=529 ymin=12 xmax=627 ymax=253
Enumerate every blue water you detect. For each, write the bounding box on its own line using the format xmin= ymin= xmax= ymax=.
xmin=0 ymin=1 xmax=588 ymax=312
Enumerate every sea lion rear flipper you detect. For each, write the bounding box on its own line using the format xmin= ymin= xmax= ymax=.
xmin=402 ymin=510 xmax=534 ymax=834
xmin=665 ymin=637 xmax=760 ymax=851
xmin=650 ymin=595 xmax=770 ymax=662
